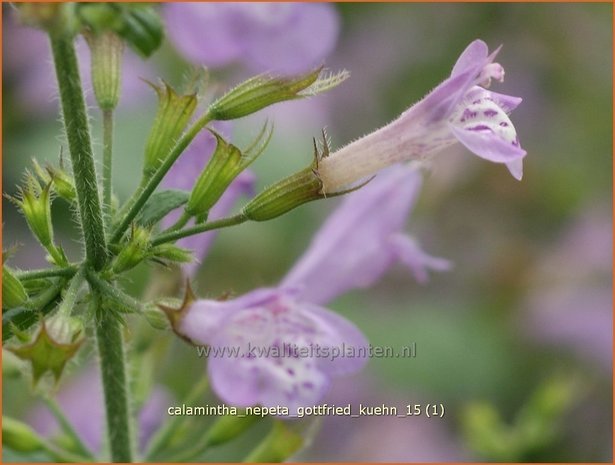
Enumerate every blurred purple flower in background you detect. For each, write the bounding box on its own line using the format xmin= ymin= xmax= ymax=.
xmin=164 ymin=3 xmax=339 ymax=74
xmin=317 ymin=39 xmax=526 ymax=193
xmin=3 ymin=12 xmax=154 ymax=117
xmin=161 ymin=124 xmax=255 ymax=277
xmin=173 ymin=165 xmax=449 ymax=412
xmin=522 ymin=207 xmax=612 ymax=372
xmin=282 ymin=165 xmax=451 ymax=304
xmin=28 ymin=368 xmax=171 ymax=454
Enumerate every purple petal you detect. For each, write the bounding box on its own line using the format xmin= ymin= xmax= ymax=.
xmin=239 ymin=3 xmax=340 ymax=74
xmin=388 ymin=234 xmax=452 ymax=284
xmin=179 ymin=288 xmax=280 ymax=344
xmin=450 ymin=39 xmax=489 ymax=77
xmin=164 ymin=3 xmax=242 ymax=67
xmin=200 ymin=291 xmax=368 ymax=411
xmin=465 ymin=86 xmax=523 ymax=113
xmin=281 ymin=165 xmax=423 ymax=304
xmin=505 ymin=158 xmax=524 ymax=181
xmin=450 ymin=123 xmax=527 ymax=164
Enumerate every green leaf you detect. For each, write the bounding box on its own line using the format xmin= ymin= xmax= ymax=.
xmin=136 ymin=189 xmax=190 ymax=227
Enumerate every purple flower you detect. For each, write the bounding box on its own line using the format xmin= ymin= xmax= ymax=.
xmin=317 ymin=39 xmax=526 ymax=193
xmin=172 ymin=164 xmax=448 ymax=412
xmin=164 ymin=3 xmax=339 ymax=74
xmin=28 ymin=368 xmax=171 ymax=454
xmin=178 ymin=289 xmax=368 ymax=413
xmin=282 ymin=165 xmax=451 ymax=304
xmin=162 ymin=124 xmax=255 ymax=276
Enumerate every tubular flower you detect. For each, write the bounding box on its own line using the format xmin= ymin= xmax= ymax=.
xmin=168 ymin=164 xmax=448 ymax=413
xmin=317 ymin=39 xmax=526 ymax=193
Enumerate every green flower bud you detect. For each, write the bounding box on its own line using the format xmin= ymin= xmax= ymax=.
xmin=111 ymin=225 xmax=151 ymax=274
xmin=2 ymin=417 xmax=44 ymax=453
xmin=143 ymin=83 xmax=197 ymax=178
xmin=186 ymin=124 xmax=272 ymax=217
xmin=204 ymin=412 xmax=261 ymax=448
xmin=209 ymin=68 xmax=349 ymax=120
xmin=3 ymin=266 xmax=28 ymax=309
xmin=244 ymin=421 xmax=303 ymax=462
xmin=32 ymin=159 xmax=76 ymax=202
xmin=143 ymin=306 xmax=170 ymax=330
xmin=149 ymin=244 xmax=193 ymax=264
xmin=85 ymin=30 xmax=124 ymax=110
xmin=242 ymin=166 xmax=324 ymax=221
xmin=9 ymin=173 xmax=68 ymax=266
xmin=77 ymin=3 xmax=163 ymax=57
xmin=11 ymin=172 xmax=54 ymax=248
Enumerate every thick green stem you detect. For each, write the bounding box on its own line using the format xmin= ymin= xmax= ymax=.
xmin=87 ymin=269 xmax=144 ymax=314
xmin=93 ymin=289 xmax=135 ymax=462
xmin=110 ymin=113 xmax=212 ymax=244
xmin=49 ymin=35 xmax=107 ymax=270
xmin=151 ymin=213 xmax=247 ymax=246
xmin=102 ymin=109 xmax=114 ymax=228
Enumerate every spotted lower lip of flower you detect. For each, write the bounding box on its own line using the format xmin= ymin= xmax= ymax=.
xmin=316 ymin=39 xmax=526 ymax=194
xmin=175 ymin=289 xmax=369 ymax=413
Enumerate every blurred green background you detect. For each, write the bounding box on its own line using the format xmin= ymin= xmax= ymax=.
xmin=3 ymin=3 xmax=612 ymax=462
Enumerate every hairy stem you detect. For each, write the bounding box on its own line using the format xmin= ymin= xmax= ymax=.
xmin=56 ymin=268 xmax=85 ymax=317
xmin=15 ymin=266 xmax=77 ymax=281
xmin=102 ymin=109 xmax=114 ymax=229
xmin=92 ymin=288 xmax=135 ymax=462
xmin=151 ymin=213 xmax=247 ymax=246
xmin=49 ymin=34 xmax=107 ymax=270
xmin=110 ymin=113 xmax=212 ymax=244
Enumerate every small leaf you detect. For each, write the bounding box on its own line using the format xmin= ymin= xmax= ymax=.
xmin=137 ymin=189 xmax=190 ymax=227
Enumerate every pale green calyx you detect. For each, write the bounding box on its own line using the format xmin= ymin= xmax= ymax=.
xmin=143 ymin=82 xmax=198 ymax=178
xmin=185 ymin=123 xmax=272 ymax=217
xmin=85 ymin=30 xmax=124 ymax=110
xmin=208 ymin=67 xmax=349 ymax=120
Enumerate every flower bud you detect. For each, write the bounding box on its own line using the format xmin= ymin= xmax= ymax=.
xmin=10 ymin=173 xmax=68 ymax=265
xmin=143 ymin=83 xmax=197 ymax=178
xmin=77 ymin=3 xmax=163 ymax=57
xmin=32 ymin=159 xmax=76 ymax=202
xmin=208 ymin=68 xmax=349 ymax=120
xmin=186 ymin=124 xmax=271 ymax=217
xmin=111 ymin=225 xmax=151 ymax=274
xmin=2 ymin=417 xmax=45 ymax=453
xmin=2 ymin=266 xmax=28 ymax=309
xmin=242 ymin=167 xmax=324 ymax=222
xmin=85 ymin=30 xmax=124 ymax=111
xmin=150 ymin=243 xmax=193 ymax=264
